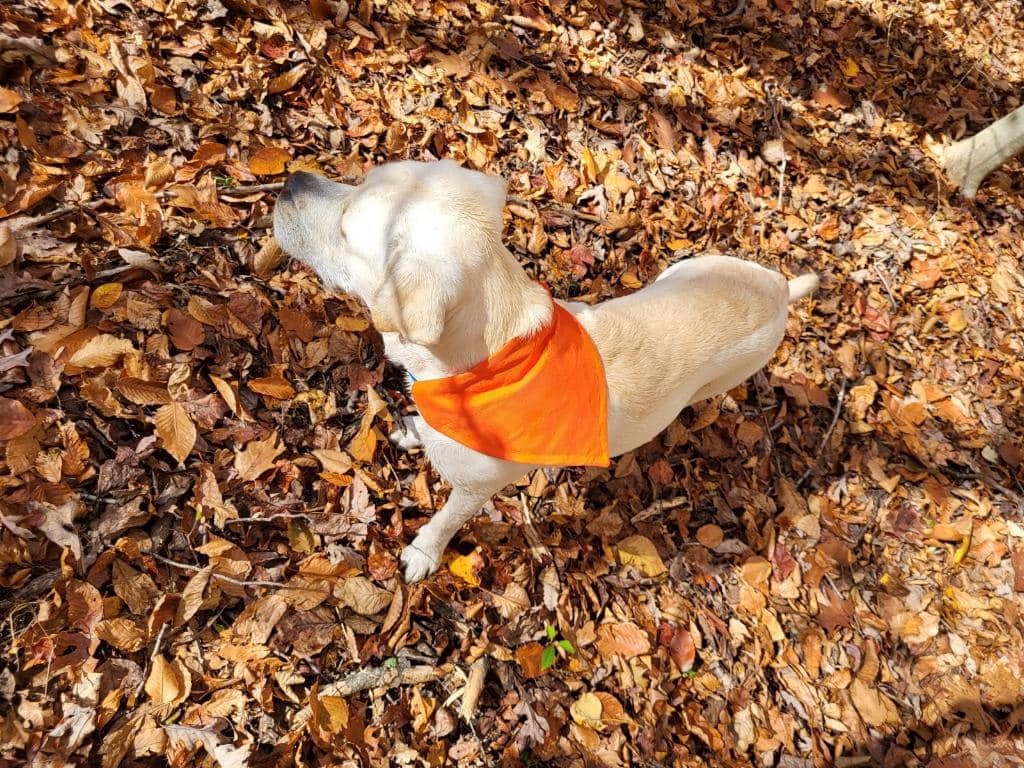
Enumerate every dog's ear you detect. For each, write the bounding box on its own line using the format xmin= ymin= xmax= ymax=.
xmin=372 ymin=273 xmax=448 ymax=346
xmin=371 ymin=234 xmax=452 ymax=346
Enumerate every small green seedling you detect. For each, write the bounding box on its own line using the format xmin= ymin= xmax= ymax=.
xmin=384 ymin=657 xmax=398 ymax=669
xmin=541 ymin=624 xmax=576 ymax=671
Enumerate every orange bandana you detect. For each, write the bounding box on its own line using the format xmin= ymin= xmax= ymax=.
xmin=411 ymin=301 xmax=609 ymax=467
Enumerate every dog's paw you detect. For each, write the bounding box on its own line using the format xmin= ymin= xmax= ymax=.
xmin=400 ymin=540 xmax=441 ymax=582
xmin=389 ymin=416 xmax=423 ymax=452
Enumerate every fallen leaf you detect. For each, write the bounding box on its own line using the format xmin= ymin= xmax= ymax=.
xmin=595 ymin=621 xmax=651 ymax=658
xmin=234 ymin=431 xmax=283 ymax=482
xmin=449 ymin=548 xmax=484 ymax=587
xmin=0 ymin=397 xmax=36 ymax=439
xmin=155 ymin=402 xmax=196 ymax=466
xmin=145 ymin=656 xmax=190 ymax=708
xmin=616 ymin=534 xmax=667 ymax=577
xmin=248 ymin=146 xmax=292 ymax=175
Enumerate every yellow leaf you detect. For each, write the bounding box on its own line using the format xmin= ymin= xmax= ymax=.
xmin=616 ymin=534 xmax=666 ymax=577
xmin=953 ymin=529 xmax=972 ymax=565
xmin=570 ymin=692 xmax=604 ymax=730
xmin=841 ymin=58 xmax=860 ymax=78
xmin=947 ymin=309 xmax=967 ymax=333
xmin=154 ymin=402 xmax=196 ymax=466
xmin=248 ymin=146 xmax=292 ymax=176
xmin=0 ymin=87 xmax=23 ymax=113
xmin=90 ymin=283 xmax=123 ymax=310
xmin=449 ymin=548 xmax=484 ymax=586
xmin=333 ymin=315 xmax=368 ymax=332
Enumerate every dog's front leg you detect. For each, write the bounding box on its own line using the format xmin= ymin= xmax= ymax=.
xmin=389 ymin=414 xmax=424 ymax=451
xmin=399 ymin=421 xmax=534 ymax=582
xmin=400 ymin=483 xmax=505 ymax=581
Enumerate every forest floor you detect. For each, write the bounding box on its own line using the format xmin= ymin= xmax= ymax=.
xmin=1 ymin=0 xmax=1023 ymax=766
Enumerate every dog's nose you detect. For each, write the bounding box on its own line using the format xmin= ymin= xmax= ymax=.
xmin=284 ymin=171 xmax=319 ymax=194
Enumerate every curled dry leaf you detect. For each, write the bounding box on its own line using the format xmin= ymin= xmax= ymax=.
xmin=337 ymin=576 xmax=393 ymax=616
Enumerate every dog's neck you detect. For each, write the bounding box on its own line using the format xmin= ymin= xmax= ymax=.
xmin=382 ymin=246 xmax=552 ymax=381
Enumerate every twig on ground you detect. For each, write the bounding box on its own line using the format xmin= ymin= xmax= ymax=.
xmin=292 ymin=659 xmax=448 ymax=729
xmin=631 ymin=495 xmax=688 ymax=524
xmin=872 ymin=262 xmax=898 ymax=307
xmin=134 ymin=621 xmax=168 ymax=701
xmin=147 ymin=549 xmax=304 ymax=590
xmin=225 ymin=512 xmax=314 ymax=525
xmin=459 ymin=656 xmax=489 ymax=722
xmin=764 ymin=80 xmax=788 ymax=208
xmin=798 ymin=377 xmax=848 ymax=487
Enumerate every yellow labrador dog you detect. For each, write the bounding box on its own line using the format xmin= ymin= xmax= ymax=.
xmin=273 ymin=160 xmax=817 ymax=581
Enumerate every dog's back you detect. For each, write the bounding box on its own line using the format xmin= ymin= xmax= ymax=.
xmin=566 ymin=256 xmax=812 ymax=455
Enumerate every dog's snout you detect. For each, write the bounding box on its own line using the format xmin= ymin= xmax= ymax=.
xmin=284 ymin=171 xmax=319 ymax=194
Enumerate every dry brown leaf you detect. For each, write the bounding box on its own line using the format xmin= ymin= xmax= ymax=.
xmin=90 ymin=283 xmax=123 ymax=309
xmin=268 ymin=65 xmax=308 ymax=95
xmin=164 ymin=308 xmax=206 ymax=351
xmin=155 ymin=402 xmax=196 ymax=466
xmin=0 ymin=397 xmax=36 ymax=440
xmin=248 ymin=146 xmax=292 ymax=175
xmin=616 ymin=534 xmax=667 ymax=577
xmin=595 ymin=621 xmax=651 ymax=658
xmin=66 ymin=334 xmax=134 ymax=368
xmin=175 ymin=565 xmax=212 ymax=626
xmin=850 ymin=678 xmax=897 ymax=727
xmin=234 ymin=431 xmax=283 ymax=482
xmin=118 ymin=377 xmax=172 ymax=405
xmin=145 ymin=656 xmax=190 ymax=708
xmin=0 ymin=87 xmax=23 ymax=113
xmin=337 ymin=576 xmax=392 ymax=615
xmin=113 ymin=559 xmax=159 ymax=615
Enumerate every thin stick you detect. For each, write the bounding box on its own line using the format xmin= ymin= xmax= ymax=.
xmin=508 ymin=195 xmax=604 ymax=223
xmin=147 ymin=550 xmax=305 ymax=590
xmin=798 ymin=377 xmax=848 ymax=487
xmin=291 ymin=659 xmax=448 ymax=729
xmin=225 ymin=512 xmax=314 ymax=525
xmin=6 ymin=182 xmax=288 ymax=231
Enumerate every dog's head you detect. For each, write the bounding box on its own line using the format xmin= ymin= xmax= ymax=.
xmin=273 ymin=159 xmax=507 ymax=347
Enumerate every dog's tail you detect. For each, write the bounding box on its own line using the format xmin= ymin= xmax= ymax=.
xmin=787 ymin=273 xmax=819 ymax=303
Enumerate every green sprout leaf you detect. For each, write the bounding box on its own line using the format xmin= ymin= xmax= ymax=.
xmin=540 ymin=644 xmax=556 ymax=670
xmin=545 ymin=625 xmax=557 ymax=641
xmin=557 ymin=639 xmax=576 ymax=654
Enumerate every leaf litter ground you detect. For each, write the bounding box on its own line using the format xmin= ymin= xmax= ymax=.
xmin=1 ymin=1 xmax=1023 ymax=766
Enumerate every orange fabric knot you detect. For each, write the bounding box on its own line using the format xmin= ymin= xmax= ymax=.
xmin=411 ymin=300 xmax=609 ymax=467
